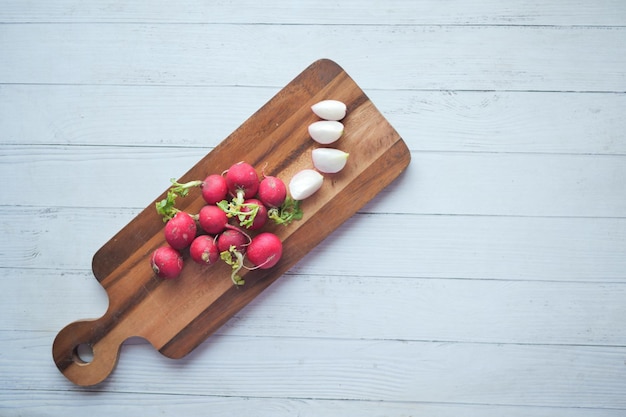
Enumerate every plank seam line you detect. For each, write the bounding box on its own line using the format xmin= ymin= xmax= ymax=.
xmin=2 ymin=204 xmax=626 ymax=221
xmin=0 ymin=82 xmax=625 ymax=95
xmin=3 ymin=265 xmax=626 ymax=286
xmin=4 ymin=328 xmax=626 ymax=349
xmin=3 ymin=387 xmax=626 ymax=411
xmin=3 ymin=143 xmax=626 ymax=157
xmin=1 ymin=21 xmax=625 ymax=29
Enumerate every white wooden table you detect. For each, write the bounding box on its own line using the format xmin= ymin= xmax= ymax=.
xmin=2 ymin=1 xmax=625 ymax=415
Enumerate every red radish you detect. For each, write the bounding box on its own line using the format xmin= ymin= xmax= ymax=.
xmin=198 ymin=205 xmax=228 ymax=235
xmin=217 ymin=228 xmax=251 ymax=286
xmin=258 ymin=175 xmax=287 ymax=208
xmin=216 ymin=197 xmax=262 ymax=229
xmin=246 ymin=232 xmax=282 ymax=269
xmin=189 ymin=235 xmax=219 ymax=266
xmin=150 ymin=246 xmax=184 ymax=279
xmin=217 ymin=226 xmax=252 ymax=285
xmin=164 ymin=211 xmax=197 ymax=250
xmin=217 ymin=228 xmax=250 ymax=254
xmin=241 ymin=198 xmax=268 ymax=230
xmin=225 ymin=161 xmax=259 ymax=202
xmin=201 ymin=174 xmax=228 ymax=205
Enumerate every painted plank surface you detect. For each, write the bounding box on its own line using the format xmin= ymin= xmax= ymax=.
xmin=2 ymin=24 xmax=626 ymax=91
xmin=2 ymin=207 xmax=625 ymax=283
xmin=2 ymin=0 xmax=625 ymax=26
xmin=2 ymin=146 xmax=626 ymax=217
xmin=3 ymin=331 xmax=626 ymax=408
xmin=2 ymin=0 xmax=626 ymax=414
xmin=4 ymin=390 xmax=626 ymax=417
xmin=2 ymin=85 xmax=625 ymax=154
xmin=5 ymin=267 xmax=626 ymax=347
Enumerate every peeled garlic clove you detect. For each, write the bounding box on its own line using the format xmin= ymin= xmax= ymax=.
xmin=312 ymin=148 xmax=349 ymax=174
xmin=308 ymin=120 xmax=344 ymax=144
xmin=289 ymin=169 xmax=323 ymax=200
xmin=311 ymin=99 xmax=346 ymax=121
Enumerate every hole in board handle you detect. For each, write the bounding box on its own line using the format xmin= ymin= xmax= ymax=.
xmin=73 ymin=343 xmax=94 ymax=364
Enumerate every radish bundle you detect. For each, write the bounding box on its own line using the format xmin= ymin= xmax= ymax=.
xmin=151 ymin=161 xmax=300 ymax=285
xmin=151 ymin=99 xmax=351 ymax=285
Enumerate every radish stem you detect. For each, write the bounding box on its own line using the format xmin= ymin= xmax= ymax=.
xmin=220 ymin=246 xmax=245 ymax=286
xmin=217 ymin=199 xmax=260 ymax=229
xmin=155 ymin=178 xmax=202 ymax=221
xmin=268 ymin=196 xmax=303 ymax=225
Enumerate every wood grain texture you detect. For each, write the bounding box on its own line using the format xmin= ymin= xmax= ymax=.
xmin=2 ymin=86 xmax=625 ymax=153
xmin=5 ymin=268 xmax=626 ymax=347
xmin=8 ymin=331 xmax=626 ymax=408
xmin=5 ymin=390 xmax=626 ymax=417
xmin=1 ymin=0 xmax=625 ymax=26
xmin=3 ymin=146 xmax=626 ymax=217
xmin=51 ymin=59 xmax=411 ymax=386
xmin=2 ymin=24 xmax=625 ymax=91
xmin=3 ymin=207 xmax=625 ymax=283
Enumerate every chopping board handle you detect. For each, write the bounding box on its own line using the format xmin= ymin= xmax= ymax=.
xmin=52 ymin=317 xmax=126 ymax=386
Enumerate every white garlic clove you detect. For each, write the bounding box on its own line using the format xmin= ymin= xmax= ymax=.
xmin=312 ymin=148 xmax=349 ymax=173
xmin=308 ymin=120 xmax=344 ymax=144
xmin=311 ymin=100 xmax=347 ymax=121
xmin=289 ymin=169 xmax=324 ymax=200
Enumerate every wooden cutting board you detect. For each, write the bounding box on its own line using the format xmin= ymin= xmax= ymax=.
xmin=52 ymin=59 xmax=411 ymax=386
